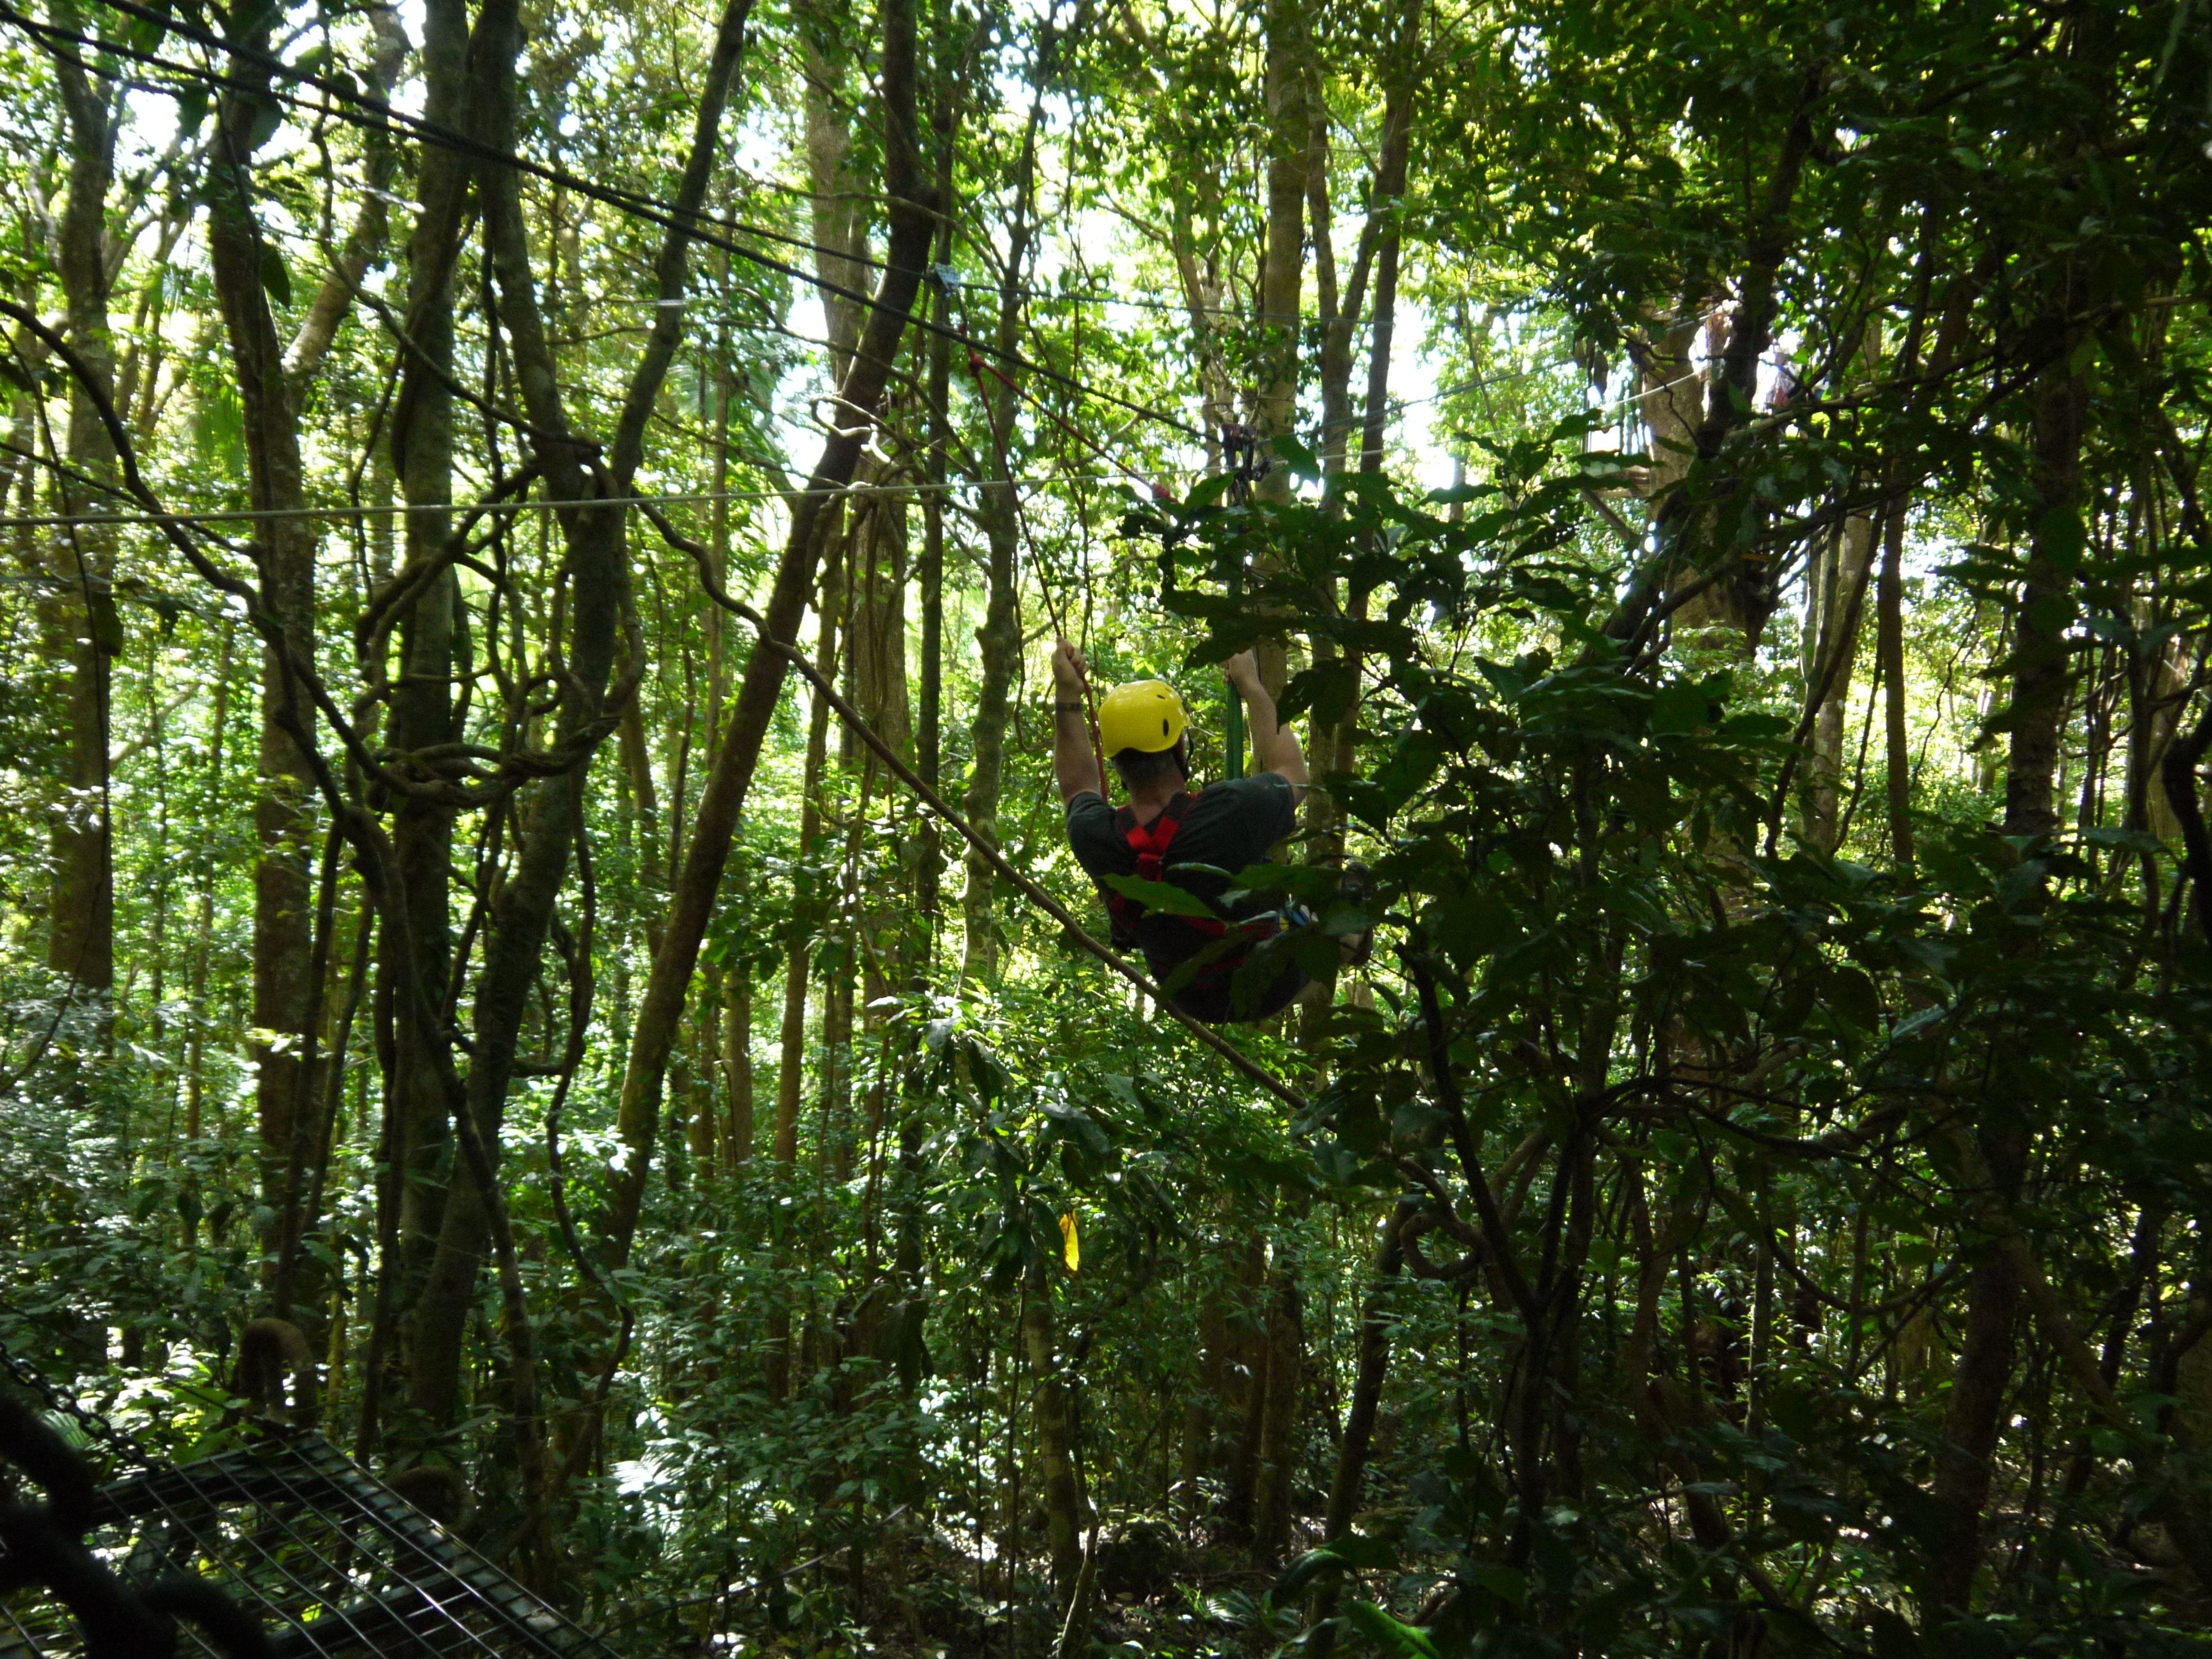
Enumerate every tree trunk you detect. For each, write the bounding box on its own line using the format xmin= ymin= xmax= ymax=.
xmin=851 ymin=492 xmax=911 ymax=1162
xmin=403 ymin=0 xmax=755 ymax=1429
xmin=284 ymin=6 xmax=407 ymax=390
xmin=962 ymin=482 xmax=1020 ymax=983
xmin=1303 ymin=19 xmax=1413 ymax=1035
xmin=183 ymin=625 xmax=236 ymax=1153
xmin=207 ymin=14 xmax=322 ymax=1289
xmin=722 ymin=947 xmax=753 ymax=1167
xmin=915 ymin=82 xmax=954 ymax=964
xmin=1633 ymin=315 xmax=1704 ymax=518
xmin=2002 ymin=367 xmax=2086 ymax=843
xmin=382 ymin=0 xmax=470 ymax=1358
xmin=1222 ymin=1233 xmax=1271 ymax=1535
xmin=1177 ymin=1271 xmax=1232 ymax=1517
xmin=776 ymin=542 xmax=846 ymax=1173
xmin=1656 ymin=75 xmax=1820 ymax=651
xmin=597 ymin=0 xmax=935 ymax=1270
xmin=959 ymin=83 xmax=1046 ymax=987
xmin=45 ymin=1 xmax=118 ymax=1029
xmin=1925 ymin=360 xmax=2084 ymax=1616
xmin=1801 ymin=503 xmax=1875 ymax=854
xmin=1023 ymin=1255 xmax=1088 ymax=1595
xmin=802 ymin=11 xmax=869 ymax=377
xmin=1255 ymin=0 xmax=1309 ymax=491
xmin=1250 ymin=1267 xmax=1306 ymax=1564
xmin=1321 ymin=1202 xmax=1412 ymax=1544
xmin=1877 ymin=495 xmax=1914 ymax=869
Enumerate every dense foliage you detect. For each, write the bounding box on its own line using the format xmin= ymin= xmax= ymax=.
xmin=1 ymin=0 xmax=2209 ymax=1653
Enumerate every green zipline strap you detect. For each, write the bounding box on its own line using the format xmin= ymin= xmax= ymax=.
xmin=1224 ymin=569 xmax=1246 ymax=781
xmin=1218 ymin=422 xmax=1266 ymax=781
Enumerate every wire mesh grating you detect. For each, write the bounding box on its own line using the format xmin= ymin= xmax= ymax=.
xmin=1 ymin=1427 xmax=623 ymax=1659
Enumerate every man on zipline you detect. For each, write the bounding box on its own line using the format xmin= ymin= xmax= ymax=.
xmin=1051 ymin=640 xmax=1357 ymax=1023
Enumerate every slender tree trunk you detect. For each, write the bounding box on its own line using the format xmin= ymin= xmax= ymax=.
xmin=1321 ymin=1201 xmax=1412 ymax=1541
xmin=776 ymin=545 xmax=846 ymax=1170
xmin=1243 ymin=0 xmax=1312 ymax=709
xmin=207 ymin=15 xmax=322 ymax=1288
xmin=284 ymin=6 xmax=407 ymax=390
xmin=1801 ymin=328 xmax=1884 ymax=852
xmin=403 ymin=0 xmax=755 ymax=1428
xmin=1653 ymin=74 xmax=1820 ymax=650
xmin=598 ymin=0 xmax=935 ymax=1269
xmin=962 ymin=483 xmax=1020 ymax=983
xmin=802 ymin=11 xmax=868 ymax=376
xmin=1926 ymin=359 xmax=2084 ymax=1616
xmin=820 ymin=790 xmax=858 ymax=1185
xmin=1303 ymin=14 xmax=1413 ymax=1036
xmin=915 ymin=80 xmax=953 ymax=964
xmin=1255 ymin=0 xmax=1310 ymax=498
xmin=1250 ymin=1268 xmax=1306 ymax=1563
xmin=383 ymin=0 xmax=469 ymax=1355
xmin=1178 ymin=1276 xmax=1231 ymax=1517
xmin=2002 ymin=369 xmax=2086 ymax=844
xmin=1803 ymin=504 xmax=1875 ymax=854
xmin=851 ymin=494 xmax=911 ymax=1167
xmin=1877 ymin=495 xmax=1914 ymax=868
xmin=182 ymin=627 xmax=235 ymax=1151
xmin=46 ymin=2 xmax=118 ymax=1031
xmin=707 ymin=301 xmax=755 ymax=1175
xmin=960 ymin=84 xmax=1047 ymax=987
xmin=1222 ymin=1233 xmax=1271 ymax=1535
xmin=768 ymin=2 xmax=867 ymax=1182
xmin=1023 ymin=1255 xmax=1088 ymax=1595
xmin=722 ymin=948 xmax=753 ymax=1167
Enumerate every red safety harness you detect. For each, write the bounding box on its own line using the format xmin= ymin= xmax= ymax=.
xmin=1105 ymin=793 xmax=1277 ymax=984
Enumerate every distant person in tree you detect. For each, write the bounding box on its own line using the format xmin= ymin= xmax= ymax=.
xmin=1051 ymin=641 xmax=1366 ymax=1023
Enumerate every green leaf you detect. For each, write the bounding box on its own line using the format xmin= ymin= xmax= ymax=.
xmin=1271 ymin=1547 xmax=1348 ymax=1600
xmin=259 ymin=241 xmax=291 ymax=307
xmin=86 ymin=589 xmax=124 ymax=656
xmin=1273 ymin=432 xmax=1320 ymax=478
xmin=2081 ymin=825 xmax=2161 ymax=855
xmin=1097 ymin=872 xmax=1216 ymax=919
xmin=1648 ymin=679 xmax=1712 ymax=735
xmin=244 ymin=91 xmax=284 ymax=153
xmin=1473 ymin=1563 xmax=1527 ymax=1606
xmin=1345 ymin=1603 xmax=1438 ymax=1658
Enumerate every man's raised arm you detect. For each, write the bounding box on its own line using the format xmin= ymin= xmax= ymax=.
xmin=1052 ymin=640 xmax=1105 ymax=803
xmin=1223 ymin=651 xmax=1308 ymax=788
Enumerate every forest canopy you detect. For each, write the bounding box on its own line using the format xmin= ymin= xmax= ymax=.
xmin=1 ymin=0 xmax=2210 ymax=1653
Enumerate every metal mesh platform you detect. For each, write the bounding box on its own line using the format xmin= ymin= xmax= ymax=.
xmin=1 ymin=1428 xmax=622 ymax=1658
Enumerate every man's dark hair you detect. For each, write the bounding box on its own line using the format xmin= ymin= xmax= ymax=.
xmin=1111 ymin=740 xmax=1188 ymax=790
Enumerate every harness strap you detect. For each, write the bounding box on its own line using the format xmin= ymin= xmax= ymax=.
xmin=1108 ymin=795 xmax=1223 ymax=936
xmin=1103 ymin=794 xmax=1282 ymax=987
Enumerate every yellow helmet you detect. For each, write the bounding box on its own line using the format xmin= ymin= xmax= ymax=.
xmin=1098 ymin=679 xmax=1187 ymax=757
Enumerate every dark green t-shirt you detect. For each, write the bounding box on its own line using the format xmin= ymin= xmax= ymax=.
xmin=1065 ymin=773 xmax=1303 ymax=1021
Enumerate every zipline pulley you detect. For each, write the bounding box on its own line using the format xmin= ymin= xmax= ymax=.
xmin=1218 ymin=421 xmax=1269 ymax=507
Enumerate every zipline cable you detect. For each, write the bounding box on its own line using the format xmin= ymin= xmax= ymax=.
xmin=751 ymin=606 xmax=1308 ymax=1112
xmin=0 ymin=472 xmax=1178 ymax=533
xmin=17 ymin=0 xmax=1208 ymax=446
xmin=639 ymin=497 xmax=1310 ymax=1112
xmin=3 ymin=4 xmax=1720 ymax=536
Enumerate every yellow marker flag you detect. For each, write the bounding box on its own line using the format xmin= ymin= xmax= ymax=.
xmin=1058 ymin=1210 xmax=1080 ymax=1274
